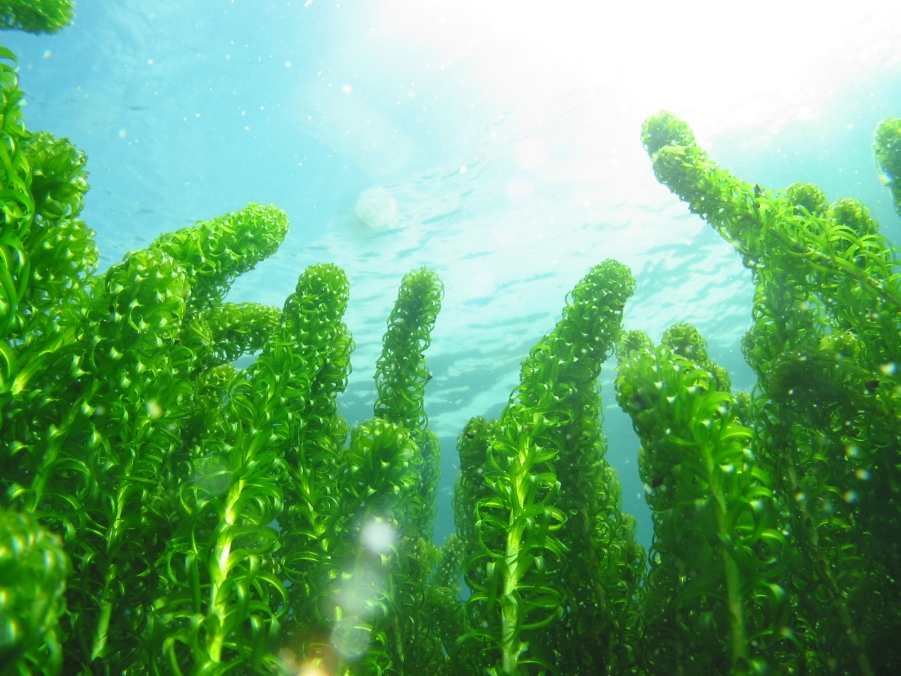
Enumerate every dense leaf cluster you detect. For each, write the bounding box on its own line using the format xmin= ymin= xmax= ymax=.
xmin=616 ymin=327 xmax=787 ymax=675
xmin=0 ymin=506 xmax=68 ymax=674
xmin=875 ymin=117 xmax=901 ymax=217
xmin=454 ymin=260 xmax=643 ymax=675
xmin=631 ymin=110 xmax=901 ymax=675
xmin=0 ymin=44 xmax=451 ymax=675
xmin=0 ymin=0 xmax=74 ymax=34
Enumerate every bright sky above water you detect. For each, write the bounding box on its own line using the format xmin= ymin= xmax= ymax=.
xmin=377 ymin=0 xmax=901 ymax=132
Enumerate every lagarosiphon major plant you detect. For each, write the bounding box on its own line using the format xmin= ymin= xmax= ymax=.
xmin=2 ymin=2 xmax=901 ymax=675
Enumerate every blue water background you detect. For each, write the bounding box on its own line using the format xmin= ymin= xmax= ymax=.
xmin=5 ymin=0 xmax=901 ymax=550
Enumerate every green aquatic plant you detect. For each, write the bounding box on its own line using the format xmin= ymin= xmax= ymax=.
xmin=1 ymin=79 xmax=629 ymax=676
xmin=373 ymin=267 xmax=444 ymax=543
xmin=875 ymin=116 xmax=901 ymax=216
xmin=0 ymin=506 xmax=68 ymax=675
xmin=280 ymin=267 xmax=446 ymax=675
xmin=6 ymin=10 xmax=901 ymax=672
xmin=1 ymin=84 xmax=645 ymax=672
xmin=0 ymin=50 xmax=94 ymax=413
xmin=0 ymin=43 xmax=452 ymax=672
xmin=369 ymin=267 xmax=446 ymax=673
xmin=640 ymin=110 xmax=901 ymax=674
xmin=615 ymin=326 xmax=789 ymax=675
xmin=456 ymin=260 xmax=643 ymax=675
xmin=149 ymin=261 xmax=342 ymax=675
xmin=0 ymin=0 xmax=74 ymax=34
xmin=277 ymin=268 xmax=356 ymax=669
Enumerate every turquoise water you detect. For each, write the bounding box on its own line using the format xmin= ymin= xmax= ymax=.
xmin=5 ymin=0 xmax=901 ymax=553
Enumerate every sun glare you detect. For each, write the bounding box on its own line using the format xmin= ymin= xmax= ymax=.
xmin=378 ymin=0 xmax=901 ymax=134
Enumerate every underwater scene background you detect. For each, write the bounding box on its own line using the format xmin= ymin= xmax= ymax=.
xmin=4 ymin=1 xmax=901 ymax=674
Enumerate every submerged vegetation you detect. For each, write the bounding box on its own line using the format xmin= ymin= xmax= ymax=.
xmin=3 ymin=6 xmax=901 ymax=675
xmin=875 ymin=116 xmax=901 ymax=217
xmin=638 ymin=111 xmax=901 ymax=674
xmin=0 ymin=0 xmax=74 ymax=34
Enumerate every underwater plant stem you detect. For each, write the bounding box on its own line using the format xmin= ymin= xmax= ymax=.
xmin=391 ymin=612 xmax=407 ymax=676
xmin=708 ymin=444 xmax=749 ymax=671
xmin=722 ymin=547 xmax=748 ymax=670
xmin=812 ymin=540 xmax=874 ymax=676
xmin=577 ymin=503 xmax=608 ymax=617
xmin=501 ymin=496 xmax=525 ymax=675
xmin=783 ymin=456 xmax=874 ymax=676
xmin=207 ymin=476 xmax=244 ymax=663
xmin=91 ymin=564 xmax=116 ymax=660
xmin=817 ymin=555 xmax=874 ymax=676
xmin=494 ymin=421 xmax=554 ymax=676
xmin=20 ymin=405 xmax=78 ymax=511
xmin=91 ymin=451 xmax=137 ymax=661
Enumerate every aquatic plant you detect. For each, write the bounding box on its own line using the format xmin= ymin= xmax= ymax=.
xmin=637 ymin=110 xmax=901 ymax=674
xmin=0 ymin=506 xmax=68 ymax=675
xmin=875 ymin=116 xmax=901 ymax=216
xmin=0 ymin=61 xmax=640 ymax=670
xmin=5 ymin=9 xmax=901 ymax=672
xmin=616 ymin=326 xmax=788 ymax=675
xmin=454 ymin=260 xmax=643 ymax=676
xmin=280 ymin=267 xmax=446 ymax=675
xmin=0 ymin=36 xmax=448 ymax=674
xmin=0 ymin=0 xmax=74 ymax=34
